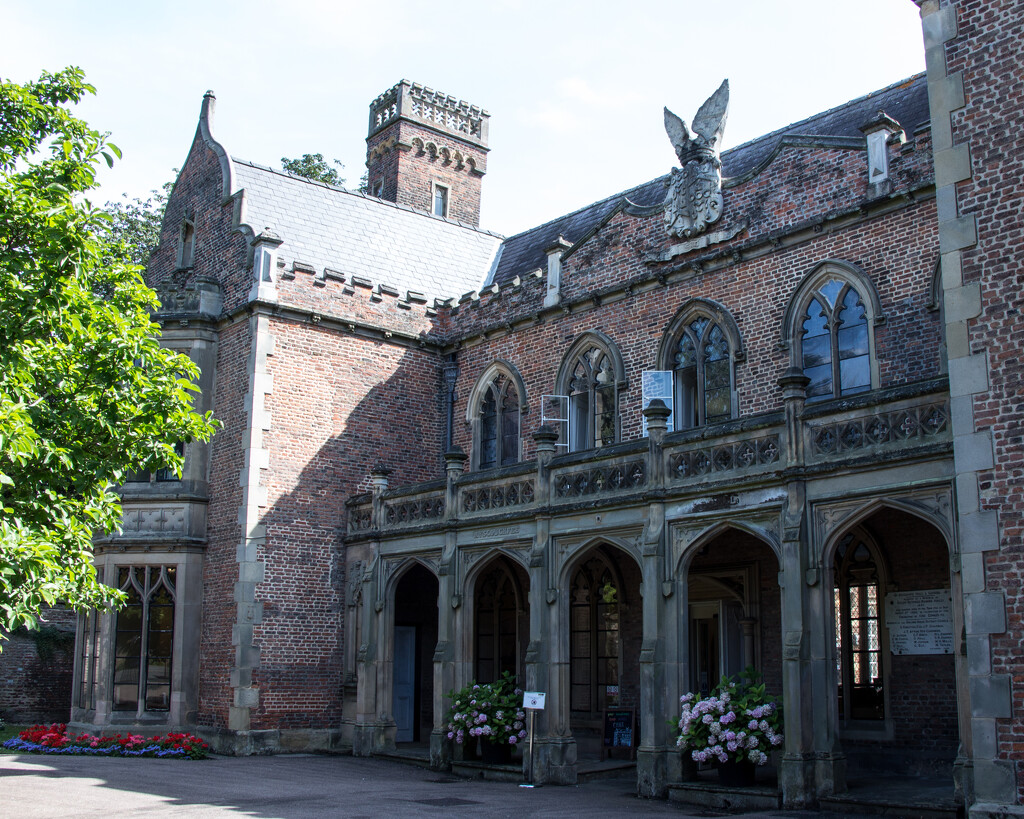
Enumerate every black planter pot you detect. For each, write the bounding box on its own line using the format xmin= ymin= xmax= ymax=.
xmin=717 ymin=758 xmax=756 ymax=786
xmin=480 ymin=739 xmax=513 ymax=765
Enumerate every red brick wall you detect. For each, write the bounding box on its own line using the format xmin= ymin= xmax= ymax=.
xmin=0 ymin=608 xmax=76 ymax=724
xmin=250 ymin=317 xmax=445 ymax=729
xmin=940 ymin=0 xmax=1024 ymax=796
xmin=197 ymin=318 xmax=250 ymax=731
xmin=366 ymin=119 xmax=486 ymax=226
xmin=449 ymin=200 xmax=941 ymax=467
xmin=148 ymin=132 xmax=251 ymax=315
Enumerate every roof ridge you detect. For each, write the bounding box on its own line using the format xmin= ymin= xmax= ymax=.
xmin=721 ymin=72 xmax=927 ymax=161
xmin=500 ymin=175 xmax=669 ymax=242
xmin=231 ymin=157 xmax=506 ymax=240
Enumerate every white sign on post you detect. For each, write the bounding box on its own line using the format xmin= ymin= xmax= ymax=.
xmin=523 ymin=691 xmax=546 ymax=710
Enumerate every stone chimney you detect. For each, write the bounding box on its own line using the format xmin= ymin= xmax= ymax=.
xmin=365 ymin=80 xmax=490 ymax=227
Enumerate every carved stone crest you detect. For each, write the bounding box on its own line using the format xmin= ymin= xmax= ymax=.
xmin=663 ymin=80 xmax=730 ymax=238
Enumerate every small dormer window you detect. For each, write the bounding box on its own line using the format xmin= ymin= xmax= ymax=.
xmin=178 ymin=217 xmax=195 ymax=268
xmin=432 ymin=184 xmax=449 ymax=217
xmin=250 ymin=228 xmax=283 ymax=303
xmin=254 ymin=246 xmax=275 ymax=285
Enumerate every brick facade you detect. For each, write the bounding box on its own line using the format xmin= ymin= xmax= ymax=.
xmin=57 ymin=11 xmax=1024 ymax=813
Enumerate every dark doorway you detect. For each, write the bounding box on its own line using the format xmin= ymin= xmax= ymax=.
xmin=393 ymin=564 xmax=439 ymax=744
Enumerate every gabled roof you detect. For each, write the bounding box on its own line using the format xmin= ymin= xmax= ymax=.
xmin=489 ymin=74 xmax=929 ymax=287
xmin=233 ymin=160 xmax=503 ymax=301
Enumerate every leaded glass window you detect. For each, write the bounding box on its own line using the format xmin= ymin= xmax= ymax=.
xmin=567 ymin=346 xmax=617 ymax=452
xmin=801 ymin=279 xmax=871 ymax=400
xmin=478 ymin=373 xmax=520 ymax=470
xmin=112 ymin=566 xmax=176 ymax=713
xmin=673 ymin=316 xmax=732 ymax=429
xmin=474 ymin=562 xmax=524 ymax=684
xmin=834 ymin=532 xmax=884 ymax=721
xmin=77 ymin=610 xmax=101 ymax=710
xmin=570 ymin=554 xmax=620 ymax=715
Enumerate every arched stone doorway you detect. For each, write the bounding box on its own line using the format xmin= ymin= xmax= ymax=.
xmin=392 ymin=563 xmax=439 ymax=744
xmin=473 ymin=555 xmax=529 ymax=685
xmin=685 ymin=529 xmax=782 ymax=700
xmin=827 ymin=507 xmax=960 ymax=780
xmin=565 ymin=543 xmax=642 ymax=759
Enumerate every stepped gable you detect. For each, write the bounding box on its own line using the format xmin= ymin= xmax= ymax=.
xmin=490 ymin=73 xmax=929 ymax=287
xmin=233 ymin=159 xmax=503 ymax=301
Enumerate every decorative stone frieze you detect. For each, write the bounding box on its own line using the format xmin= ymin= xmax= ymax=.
xmin=553 ymin=459 xmax=646 ymax=498
xmin=808 ymin=400 xmax=949 ymax=458
xmin=669 ymin=434 xmax=781 ymax=480
xmin=461 ymin=480 xmax=534 ymax=513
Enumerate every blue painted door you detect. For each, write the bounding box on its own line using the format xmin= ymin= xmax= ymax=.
xmin=393 ymin=626 xmax=416 ymax=742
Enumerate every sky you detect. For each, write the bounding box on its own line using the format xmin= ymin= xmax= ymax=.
xmin=6 ymin=0 xmax=926 ymax=238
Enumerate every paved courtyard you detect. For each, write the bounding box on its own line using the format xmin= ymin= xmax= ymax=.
xmin=0 ymin=752 xmax=802 ymax=818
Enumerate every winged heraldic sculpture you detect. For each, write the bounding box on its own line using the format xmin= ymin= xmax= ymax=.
xmin=663 ymin=80 xmax=730 ymax=239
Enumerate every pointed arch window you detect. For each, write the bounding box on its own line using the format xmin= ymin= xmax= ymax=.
xmin=469 ymin=363 xmax=526 ymax=471
xmin=551 ymin=333 xmax=625 ymax=453
xmin=674 ymin=316 xmax=732 ymax=428
xmin=801 ymin=280 xmax=870 ymax=399
xmin=479 ymin=374 xmax=520 ymax=470
xmin=653 ymin=301 xmax=741 ymax=431
xmin=784 ymin=262 xmax=882 ymax=402
xmin=834 ymin=530 xmax=886 ymax=722
xmin=570 ymin=552 xmax=621 ymax=715
xmin=112 ymin=566 xmax=176 ymax=713
xmin=568 ymin=347 xmax=617 ymax=450
xmin=474 ymin=561 xmax=526 ymax=684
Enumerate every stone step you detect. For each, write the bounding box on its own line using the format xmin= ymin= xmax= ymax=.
xmin=818 ymin=794 xmax=961 ymax=819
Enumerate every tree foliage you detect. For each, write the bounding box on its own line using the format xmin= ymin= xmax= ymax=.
xmin=101 ymin=178 xmax=174 ymax=268
xmin=280 ymin=153 xmax=345 ymax=186
xmin=0 ymin=68 xmax=218 ymax=636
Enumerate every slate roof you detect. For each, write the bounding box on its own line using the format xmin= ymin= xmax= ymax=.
xmin=489 ymin=73 xmax=929 ymax=287
xmin=233 ymin=160 xmax=503 ymax=301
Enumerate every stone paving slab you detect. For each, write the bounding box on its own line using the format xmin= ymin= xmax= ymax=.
xmin=0 ymin=752 xmax=780 ymax=818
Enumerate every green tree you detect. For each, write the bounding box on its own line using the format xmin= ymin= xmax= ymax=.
xmin=281 ymin=153 xmax=345 ymax=186
xmin=101 ymin=177 xmax=174 ymax=268
xmin=0 ymin=68 xmax=218 ymax=637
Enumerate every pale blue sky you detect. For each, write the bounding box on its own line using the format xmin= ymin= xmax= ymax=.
xmin=7 ymin=0 xmax=926 ymax=236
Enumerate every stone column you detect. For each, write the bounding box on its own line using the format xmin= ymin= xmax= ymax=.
xmin=637 ymin=400 xmax=674 ymax=797
xmin=527 ymin=425 xmax=576 ymax=784
xmin=775 ymin=369 xmax=843 ymax=808
xmin=431 ymin=452 xmax=465 ymax=768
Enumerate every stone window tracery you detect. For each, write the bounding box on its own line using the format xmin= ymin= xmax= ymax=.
xmin=654 ymin=300 xmax=742 ymax=431
xmin=479 ymin=374 xmax=520 ymax=470
xmin=570 ymin=553 xmax=621 ymax=715
xmin=469 ymin=363 xmax=526 ymax=471
xmin=801 ymin=280 xmax=871 ymax=400
xmin=555 ymin=332 xmax=625 ymax=453
xmin=834 ymin=530 xmax=886 ymax=723
xmin=112 ymin=565 xmax=176 ymax=713
xmin=782 ymin=260 xmax=883 ymax=401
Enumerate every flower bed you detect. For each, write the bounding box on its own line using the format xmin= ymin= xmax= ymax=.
xmin=2 ymin=723 xmax=210 ymax=759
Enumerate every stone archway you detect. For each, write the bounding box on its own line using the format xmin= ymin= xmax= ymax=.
xmin=392 ymin=563 xmax=439 ymax=745
xmin=563 ymin=542 xmax=643 ymax=760
xmin=683 ymin=528 xmax=783 ymax=701
xmin=825 ymin=506 xmax=960 ymax=782
xmin=472 ymin=555 xmax=530 ymax=685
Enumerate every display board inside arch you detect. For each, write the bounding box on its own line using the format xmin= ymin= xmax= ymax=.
xmin=885 ymin=589 xmax=954 ymax=655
